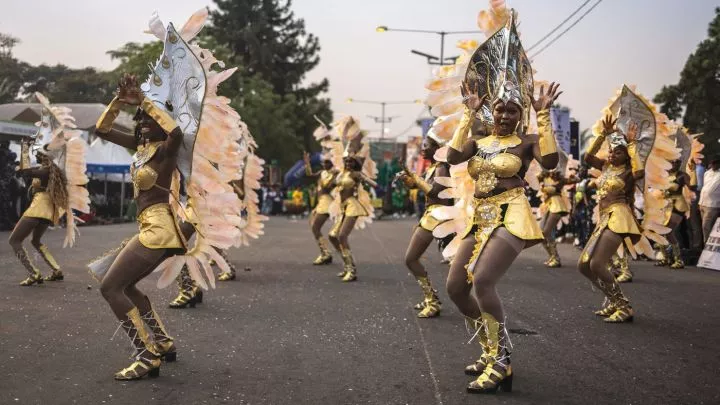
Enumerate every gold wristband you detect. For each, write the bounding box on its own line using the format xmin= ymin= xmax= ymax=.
xmin=585 ymin=135 xmax=606 ymax=157
xmin=449 ymin=107 xmax=474 ymax=152
xmin=96 ymin=97 xmax=121 ymax=133
xmin=536 ymin=109 xmax=557 ymax=157
xmin=412 ymin=174 xmax=432 ymax=194
xmin=140 ymin=97 xmax=179 ymax=135
xmin=628 ymin=143 xmax=644 ymax=173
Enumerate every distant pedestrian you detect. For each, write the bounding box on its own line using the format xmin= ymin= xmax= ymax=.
xmin=699 ymin=156 xmax=720 ymax=243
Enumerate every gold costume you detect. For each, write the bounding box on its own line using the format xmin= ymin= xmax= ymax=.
xmin=661 ymin=174 xmax=690 ymax=225
xmin=420 ymin=204 xmax=445 ymax=232
xmin=462 ymin=187 xmax=543 ymax=282
xmin=312 ymin=169 xmax=336 ymax=215
xmin=23 ymin=191 xmax=62 ymax=224
xmin=540 ymin=178 xmax=569 ymax=214
xmin=315 ymin=194 xmax=333 ymax=215
xmin=137 ymin=203 xmax=185 ymax=250
xmin=415 ymin=164 xmax=450 ymax=232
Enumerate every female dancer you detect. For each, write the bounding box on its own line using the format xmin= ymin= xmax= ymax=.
xmin=655 ymin=129 xmax=701 ymax=269
xmin=89 ymin=9 xmax=246 ymax=380
xmin=304 ymin=124 xmax=341 ymax=265
xmin=397 ymin=134 xmax=452 ymax=318
xmin=579 ymin=85 xmax=676 ymax=323
xmin=537 ymin=167 xmax=578 ymax=267
xmin=430 ymin=9 xmax=561 ymax=392
xmin=10 ymin=93 xmax=88 ymax=285
xmin=328 ymin=117 xmax=377 ymax=282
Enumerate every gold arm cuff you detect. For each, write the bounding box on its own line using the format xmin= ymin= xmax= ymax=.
xmin=140 ymin=97 xmax=179 ymax=135
xmin=96 ymin=97 xmax=121 ymax=133
xmin=449 ymin=107 xmax=474 ymax=152
xmin=628 ymin=143 xmax=644 ymax=173
xmin=304 ymin=164 xmax=312 ymax=176
xmin=536 ymin=109 xmax=557 ymax=157
xmin=585 ymin=135 xmax=606 ymax=157
xmin=689 ymin=170 xmax=697 ymax=187
xmin=412 ymin=174 xmax=432 ymax=194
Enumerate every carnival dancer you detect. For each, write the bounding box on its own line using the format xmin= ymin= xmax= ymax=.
xmin=427 ymin=5 xmax=562 ymax=392
xmin=654 ymin=128 xmax=702 ymax=270
xmin=303 ymin=119 xmax=342 ymax=266
xmin=580 ymin=85 xmax=678 ymax=324
xmin=9 ymin=93 xmax=89 ymax=285
xmin=396 ymin=133 xmax=452 ymax=318
xmin=328 ymin=117 xmax=377 ymax=282
xmin=536 ymin=153 xmax=579 ymax=268
xmin=88 ymin=9 xmax=246 ymax=380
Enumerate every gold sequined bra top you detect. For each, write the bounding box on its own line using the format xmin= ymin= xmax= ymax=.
xmin=336 ymin=170 xmax=358 ymax=194
xmin=319 ymin=170 xmax=335 ymax=191
xmin=467 ymin=134 xmax=523 ymax=194
xmin=596 ymin=165 xmax=626 ymax=200
xmin=131 ymin=142 xmax=162 ymax=198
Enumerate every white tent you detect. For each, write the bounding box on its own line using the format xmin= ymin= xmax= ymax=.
xmin=86 ymin=138 xmax=133 ymax=182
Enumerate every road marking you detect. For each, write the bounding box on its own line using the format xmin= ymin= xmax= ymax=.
xmin=368 ymin=227 xmax=444 ymax=405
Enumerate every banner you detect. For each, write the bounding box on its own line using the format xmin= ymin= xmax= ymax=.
xmin=697 ymin=218 xmax=720 ymax=271
xmin=550 ymin=107 xmax=571 ymax=155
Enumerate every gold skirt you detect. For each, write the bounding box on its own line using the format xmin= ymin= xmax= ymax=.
xmin=461 ymin=188 xmax=544 ymax=283
xmin=581 ymin=203 xmax=641 ymax=262
xmin=545 ymin=195 xmax=569 ymax=214
xmin=314 ymin=194 xmax=333 ymax=215
xmin=419 ymin=204 xmax=446 ymax=232
xmin=137 ymin=203 xmax=185 ymax=250
xmin=23 ymin=192 xmax=62 ymax=224
xmin=341 ymin=196 xmax=368 ymax=217
xmin=662 ymin=194 xmax=689 ymax=225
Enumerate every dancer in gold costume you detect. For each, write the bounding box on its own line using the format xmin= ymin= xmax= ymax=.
xmin=304 ymin=120 xmax=341 ymax=266
xmin=537 ymin=161 xmax=578 ymax=268
xmin=427 ymin=5 xmax=561 ymax=393
xmin=580 ymin=85 xmax=678 ymax=324
xmin=9 ymin=93 xmax=89 ymax=285
xmin=328 ymin=117 xmax=377 ymax=282
xmin=655 ymin=128 xmax=702 ymax=270
xmin=88 ymin=9 xmax=246 ymax=380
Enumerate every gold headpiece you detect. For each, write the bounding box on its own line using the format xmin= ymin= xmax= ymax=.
xmin=465 ymin=9 xmax=534 ymax=131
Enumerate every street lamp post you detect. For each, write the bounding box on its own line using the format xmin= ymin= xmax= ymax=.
xmin=376 ymin=26 xmax=481 ymax=65
xmin=346 ymin=98 xmax=421 ymax=140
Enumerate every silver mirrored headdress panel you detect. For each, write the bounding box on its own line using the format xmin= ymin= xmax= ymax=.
xmin=609 ymin=85 xmax=656 ymax=160
xmin=465 ymin=9 xmax=534 ymax=132
xmin=141 ymin=22 xmax=206 ymax=185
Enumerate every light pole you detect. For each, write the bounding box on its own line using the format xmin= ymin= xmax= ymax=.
xmin=346 ymin=98 xmax=421 ymax=140
xmin=375 ymin=26 xmax=481 ymax=65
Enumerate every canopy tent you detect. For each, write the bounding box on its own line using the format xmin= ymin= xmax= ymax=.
xmin=284 ymin=152 xmax=321 ymax=188
xmin=86 ymin=139 xmax=133 ymax=181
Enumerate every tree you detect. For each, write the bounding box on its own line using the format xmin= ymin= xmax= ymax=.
xmin=21 ymin=65 xmax=114 ymax=102
xmin=107 ymin=41 xmax=164 ymax=80
xmin=654 ymin=7 xmax=720 ymax=160
xmin=0 ymin=33 xmax=25 ymax=103
xmin=208 ymin=0 xmax=333 ymax=160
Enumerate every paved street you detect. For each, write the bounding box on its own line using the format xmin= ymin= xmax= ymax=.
xmin=1 ymin=217 xmax=719 ymax=405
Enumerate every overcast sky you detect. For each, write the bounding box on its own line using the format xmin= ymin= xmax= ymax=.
xmin=2 ymin=0 xmax=716 ymax=140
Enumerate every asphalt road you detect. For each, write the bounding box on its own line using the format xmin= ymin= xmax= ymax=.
xmin=0 ymin=217 xmax=719 ymax=405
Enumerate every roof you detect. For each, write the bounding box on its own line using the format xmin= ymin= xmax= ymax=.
xmin=0 ymin=103 xmax=135 ymax=132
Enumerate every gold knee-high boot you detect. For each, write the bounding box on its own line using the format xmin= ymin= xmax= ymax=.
xmin=340 ymin=247 xmax=357 ymax=282
xmin=669 ymin=243 xmax=684 ymax=269
xmin=467 ymin=313 xmax=513 ymax=394
xmin=546 ymin=240 xmax=561 ymax=268
xmin=464 ymin=317 xmax=490 ymax=376
xmin=313 ymin=237 xmax=333 ymax=265
xmin=615 ymin=255 xmax=632 ymax=283
xmin=654 ymin=245 xmax=669 ymax=267
xmin=36 ymin=244 xmax=64 ymax=281
xmin=415 ymin=276 xmax=441 ymax=318
xmin=169 ymin=267 xmax=203 ymax=308
xmin=16 ymin=247 xmax=43 ymax=286
xmin=114 ymin=307 xmax=161 ymax=380
xmin=217 ymin=249 xmax=237 ymax=281
xmin=141 ymin=299 xmax=176 ymax=362
xmin=596 ymin=278 xmax=633 ymax=323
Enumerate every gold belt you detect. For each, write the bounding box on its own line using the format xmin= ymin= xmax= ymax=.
xmin=470 ymin=188 xmax=524 ymax=228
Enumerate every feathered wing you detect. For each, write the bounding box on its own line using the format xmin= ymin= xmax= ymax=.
xmin=235 ymin=128 xmax=269 ymax=247
xmin=682 ymin=131 xmax=704 ymax=212
xmin=149 ymin=9 xmax=246 ymax=289
xmin=33 ymin=93 xmax=90 ymax=248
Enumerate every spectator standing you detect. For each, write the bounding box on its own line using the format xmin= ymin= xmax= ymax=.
xmin=699 ymin=156 xmax=720 ymax=243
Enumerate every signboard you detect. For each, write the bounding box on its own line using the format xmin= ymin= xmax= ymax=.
xmin=0 ymin=120 xmax=36 ymax=140
xmin=697 ymin=218 xmax=720 ymax=271
xmin=570 ymin=120 xmax=580 ymax=159
xmin=550 ymin=108 xmax=571 ymax=155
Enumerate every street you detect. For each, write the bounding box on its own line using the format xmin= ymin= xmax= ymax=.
xmin=1 ymin=217 xmax=719 ymax=405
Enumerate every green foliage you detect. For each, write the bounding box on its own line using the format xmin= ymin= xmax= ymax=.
xmin=208 ymin=0 xmax=333 ymax=165
xmin=107 ymin=41 xmax=164 ymax=80
xmin=654 ymin=7 xmax=720 ymax=161
xmin=21 ymin=65 xmax=114 ymax=102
